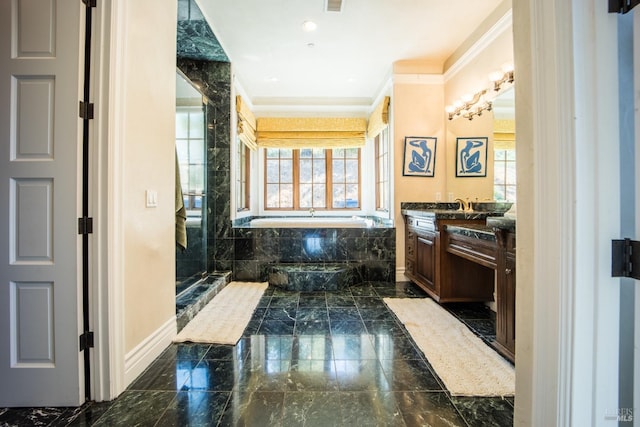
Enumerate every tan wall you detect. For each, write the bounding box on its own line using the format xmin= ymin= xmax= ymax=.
xmin=122 ymin=1 xmax=177 ymax=353
xmin=393 ymin=16 xmax=514 ymax=275
xmin=392 ymin=81 xmax=446 ymax=272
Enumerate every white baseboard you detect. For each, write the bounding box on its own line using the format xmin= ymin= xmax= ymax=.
xmin=395 ymin=268 xmax=409 ymax=283
xmin=124 ymin=316 xmax=177 ymax=387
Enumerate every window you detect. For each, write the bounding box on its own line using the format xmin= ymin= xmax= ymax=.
xmin=236 ymin=140 xmax=250 ymax=211
xmin=494 ymin=149 xmax=516 ymax=201
xmin=374 ymin=128 xmax=390 ymax=211
xmin=265 ymin=148 xmax=361 ymax=210
xmin=176 ymin=107 xmax=205 ymax=213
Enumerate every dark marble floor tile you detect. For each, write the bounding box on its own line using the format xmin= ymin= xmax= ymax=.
xmin=298 ymin=293 xmax=327 ymax=307
xmin=155 ymin=391 xmax=230 ymax=426
xmin=332 ymin=334 xmax=377 ymax=360
xmin=444 ymin=302 xmax=494 ymax=320
xmin=295 ymin=320 xmax=332 ymax=335
xmin=292 ymin=334 xmax=333 ymax=359
xmin=203 ymin=342 xmax=247 ymax=360
xmin=383 ymin=358 xmax=443 ymax=392
xmin=259 ymin=319 xmax=295 ymax=337
xmin=349 ymin=284 xmax=378 ymax=296
xmin=256 ymin=294 xmax=272 ymax=308
xmin=64 ymin=401 xmax=113 ymax=426
xmin=0 ymin=407 xmax=67 ymax=427
xmin=334 ymin=359 xmax=390 ymax=391
xmin=462 ymin=318 xmax=496 ymax=337
xmin=264 ymin=306 xmax=297 ymax=322
xmin=269 ymin=294 xmax=300 ymax=306
xmin=394 ymin=391 xmax=466 ymax=426
xmin=262 ymin=335 xmax=295 ymax=360
xmin=235 ymin=360 xmax=289 ymax=393
xmin=374 ymin=335 xmax=424 ymax=360
xmin=184 ymin=360 xmax=237 ymax=392
xmin=218 ymin=391 xmax=285 ymax=426
xmin=158 ymin=343 xmax=211 ymax=361
xmin=330 ymin=320 xmax=367 ymax=335
xmin=363 ymin=320 xmax=407 ymax=336
xmin=92 ymin=390 xmax=176 ymax=426
xmin=358 ymin=307 xmax=392 ymax=321
xmin=286 ymin=361 xmax=340 ymax=392
xmin=242 ymin=319 xmax=262 ymax=337
xmin=281 ymin=391 xmax=345 ymax=426
xmin=328 ymin=307 xmax=361 ymax=322
xmin=128 ymin=358 xmax=198 ymax=391
xmin=450 ymin=396 xmax=514 ymax=427
xmin=354 ymin=296 xmax=386 ymax=309
xmin=340 ymin=391 xmax=406 ymax=427
xmin=325 ymin=293 xmax=357 ymax=307
xmin=296 ymin=307 xmax=329 ymax=322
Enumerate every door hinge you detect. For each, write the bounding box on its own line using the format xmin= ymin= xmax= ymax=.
xmin=82 ymin=0 xmax=97 ymax=7
xmin=79 ymin=101 xmax=94 ymax=119
xmin=79 ymin=331 xmax=94 ymax=351
xmin=608 ymin=0 xmax=639 ymax=14
xmin=78 ymin=217 xmax=94 ymax=235
xmin=612 ymin=238 xmax=640 ymax=280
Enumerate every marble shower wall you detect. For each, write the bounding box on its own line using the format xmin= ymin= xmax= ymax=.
xmin=177 ymin=58 xmax=233 ymax=273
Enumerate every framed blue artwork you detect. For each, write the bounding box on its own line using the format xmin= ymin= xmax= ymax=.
xmin=402 ymin=136 xmax=437 ymax=177
xmin=456 ymin=137 xmax=488 ymax=177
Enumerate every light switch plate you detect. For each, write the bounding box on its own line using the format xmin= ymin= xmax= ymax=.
xmin=146 ymin=190 xmax=158 ymax=208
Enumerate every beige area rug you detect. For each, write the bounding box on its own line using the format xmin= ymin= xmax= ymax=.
xmin=383 ymin=297 xmax=515 ymax=397
xmin=174 ymin=281 xmax=268 ymax=345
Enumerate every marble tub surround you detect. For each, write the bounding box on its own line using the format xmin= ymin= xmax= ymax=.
xmin=0 ymin=281 xmax=513 ymax=426
xmin=232 ymin=225 xmax=396 ymax=283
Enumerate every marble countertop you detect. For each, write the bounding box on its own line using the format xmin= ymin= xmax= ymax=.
xmin=486 ymin=216 xmax=516 ymax=232
xmin=445 ymin=224 xmax=497 ymax=242
xmin=401 ymin=208 xmax=503 ymax=221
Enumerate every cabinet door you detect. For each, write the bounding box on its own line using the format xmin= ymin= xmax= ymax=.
xmin=505 ymin=253 xmax=516 ymax=353
xmin=416 ymin=233 xmax=436 ymax=291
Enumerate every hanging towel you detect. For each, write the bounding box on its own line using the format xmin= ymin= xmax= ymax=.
xmin=175 ymin=151 xmax=187 ymax=251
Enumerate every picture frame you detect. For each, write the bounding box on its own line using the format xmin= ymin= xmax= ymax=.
xmin=402 ymin=136 xmax=437 ymax=177
xmin=455 ymin=137 xmax=488 ymax=177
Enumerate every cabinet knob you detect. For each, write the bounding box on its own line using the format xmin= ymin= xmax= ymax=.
xmin=505 ymin=268 xmax=512 ymax=275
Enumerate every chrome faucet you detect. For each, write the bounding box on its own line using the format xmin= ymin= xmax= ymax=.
xmin=309 ymin=207 xmax=315 ymax=217
xmin=454 ymin=198 xmax=473 ymax=212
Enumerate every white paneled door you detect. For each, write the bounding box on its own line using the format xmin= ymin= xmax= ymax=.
xmin=0 ymin=0 xmax=84 ymax=406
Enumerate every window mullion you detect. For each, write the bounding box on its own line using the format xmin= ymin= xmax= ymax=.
xmin=293 ymin=150 xmax=300 ymax=210
xmin=326 ymin=149 xmax=333 ymax=209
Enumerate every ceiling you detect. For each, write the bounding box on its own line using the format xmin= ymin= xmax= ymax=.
xmin=195 ymin=0 xmax=504 ymax=110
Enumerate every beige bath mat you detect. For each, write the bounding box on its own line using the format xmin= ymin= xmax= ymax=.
xmin=174 ymin=281 xmax=268 ymax=345
xmin=383 ymin=297 xmax=515 ymax=396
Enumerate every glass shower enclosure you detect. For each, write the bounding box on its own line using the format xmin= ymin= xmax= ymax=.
xmin=175 ymin=71 xmax=208 ymax=294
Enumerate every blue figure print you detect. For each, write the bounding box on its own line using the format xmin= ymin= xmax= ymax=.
xmin=408 ymin=139 xmax=433 ymax=174
xmin=459 ymin=139 xmax=484 ymax=174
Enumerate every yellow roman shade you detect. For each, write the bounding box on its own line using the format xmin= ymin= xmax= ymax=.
xmin=367 ymin=96 xmax=390 ymax=138
xmin=256 ymin=117 xmax=367 ymax=149
xmin=493 ymin=119 xmax=515 ymax=150
xmin=236 ymin=95 xmax=257 ymax=150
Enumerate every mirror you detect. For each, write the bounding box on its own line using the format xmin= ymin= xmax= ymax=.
xmin=444 ymin=86 xmax=515 ymax=204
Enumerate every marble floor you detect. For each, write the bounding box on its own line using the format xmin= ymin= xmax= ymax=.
xmin=0 ymin=281 xmax=514 ymax=426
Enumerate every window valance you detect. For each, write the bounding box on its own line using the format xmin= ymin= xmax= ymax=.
xmin=367 ymin=96 xmax=390 ymax=139
xmin=256 ymin=117 xmax=367 ymax=149
xmin=236 ymin=95 xmax=257 ymax=150
xmin=493 ymin=119 xmax=515 ymax=150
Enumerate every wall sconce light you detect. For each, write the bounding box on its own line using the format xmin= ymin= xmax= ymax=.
xmin=446 ymin=64 xmax=514 ymax=121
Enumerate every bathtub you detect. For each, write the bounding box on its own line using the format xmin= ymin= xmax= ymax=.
xmin=249 ymin=216 xmax=374 ymax=228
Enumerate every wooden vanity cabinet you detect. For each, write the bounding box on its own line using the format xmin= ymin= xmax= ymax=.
xmin=405 ymin=215 xmax=487 ymax=302
xmin=493 ymin=229 xmax=516 ymax=362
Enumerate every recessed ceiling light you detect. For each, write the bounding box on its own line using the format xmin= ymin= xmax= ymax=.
xmin=307 ymin=42 xmax=316 ymax=48
xmin=302 ymin=20 xmax=317 ymax=32
xmin=264 ymin=76 xmax=279 ymax=82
